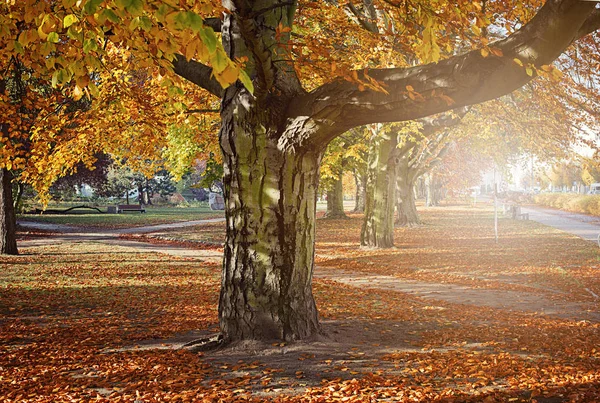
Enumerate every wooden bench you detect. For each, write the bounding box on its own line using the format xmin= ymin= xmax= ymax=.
xmin=117 ymin=204 xmax=146 ymax=213
xmin=506 ymin=204 xmax=528 ymax=220
xmin=506 ymin=204 xmax=529 ymax=220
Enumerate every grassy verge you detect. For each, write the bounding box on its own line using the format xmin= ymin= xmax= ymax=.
xmin=534 ymin=193 xmax=600 ymax=216
xmin=17 ymin=206 xmax=224 ymax=229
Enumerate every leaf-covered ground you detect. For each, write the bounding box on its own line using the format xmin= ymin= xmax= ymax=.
xmin=2 ymin=206 xmax=600 ymax=402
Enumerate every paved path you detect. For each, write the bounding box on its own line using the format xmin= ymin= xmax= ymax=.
xmin=521 ymin=205 xmax=600 ymax=243
xmin=316 ymin=270 xmax=600 ymax=322
xmin=113 ymin=218 xmax=226 ymax=234
xmin=18 ymin=221 xmax=78 ymax=233
xmin=18 ymin=217 xmax=226 ymax=236
xmin=17 ymin=218 xmax=226 ymax=262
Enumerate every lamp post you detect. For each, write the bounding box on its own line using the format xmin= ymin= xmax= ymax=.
xmin=494 ymin=164 xmax=498 ymax=244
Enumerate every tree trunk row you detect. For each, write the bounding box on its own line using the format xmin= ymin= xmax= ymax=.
xmin=324 ymin=175 xmax=347 ymax=219
xmin=396 ymin=157 xmax=421 ymax=227
xmin=0 ymin=168 xmax=18 ymax=255
xmin=352 ymin=171 xmax=366 ymax=213
xmin=361 ymin=129 xmax=398 ymax=248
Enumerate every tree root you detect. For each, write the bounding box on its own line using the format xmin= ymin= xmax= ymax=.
xmin=395 ymin=221 xmax=422 ymax=228
xmin=321 ymin=212 xmax=349 ymax=219
xmin=180 ymin=334 xmax=224 ymax=352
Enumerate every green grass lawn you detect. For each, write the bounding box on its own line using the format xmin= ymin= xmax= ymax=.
xmin=18 ymin=206 xmax=224 ymax=229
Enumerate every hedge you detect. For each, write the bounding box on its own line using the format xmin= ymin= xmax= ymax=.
xmin=534 ymin=193 xmax=600 ymax=216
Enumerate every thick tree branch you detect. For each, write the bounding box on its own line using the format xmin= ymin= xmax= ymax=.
xmin=413 ymin=144 xmax=450 ymax=180
xmin=408 ymin=133 xmax=451 ymax=180
xmin=577 ymin=8 xmax=600 ymax=37
xmin=420 ymin=106 xmax=469 ymax=136
xmin=204 ymin=17 xmax=223 ymax=32
xmin=289 ymin=0 xmax=598 ymax=148
xmin=172 ymin=54 xmax=224 ymax=98
xmin=346 ymin=2 xmax=379 ymax=34
xmin=166 ymin=108 xmax=220 ymax=117
xmin=186 ymin=108 xmax=220 ymax=114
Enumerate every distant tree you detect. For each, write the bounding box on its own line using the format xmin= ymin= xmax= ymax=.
xmin=175 ymin=158 xmax=222 ymax=202
xmin=545 ymin=161 xmax=581 ymax=189
xmin=97 ymin=166 xmax=136 ymax=204
xmin=321 ymin=130 xmax=368 ymax=217
xmin=198 ymin=156 xmax=224 ymax=193
xmin=361 ymin=123 xmax=401 ymax=248
xmin=135 ymin=170 xmax=177 ymax=205
xmin=581 ymin=153 xmax=600 ymax=185
xmin=49 ymin=154 xmax=111 ymax=201
xmin=396 ymin=130 xmax=453 ymax=227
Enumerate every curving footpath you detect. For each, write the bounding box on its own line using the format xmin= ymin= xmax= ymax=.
xmin=17 ymin=218 xmax=226 ymax=261
xmin=16 ymin=210 xmax=600 ymax=323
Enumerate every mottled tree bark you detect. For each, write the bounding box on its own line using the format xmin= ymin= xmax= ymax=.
xmin=218 ymin=86 xmax=321 ymax=343
xmin=425 ymin=174 xmax=439 ymax=207
xmin=352 ymin=171 xmax=366 ymax=213
xmin=324 ymin=175 xmax=347 ymax=219
xmin=145 ymin=178 xmax=153 ymax=205
xmin=396 ymin=158 xmax=421 ymax=227
xmin=361 ymin=130 xmax=398 ymax=248
xmin=137 ymin=184 xmax=145 ymax=205
xmin=13 ymin=180 xmax=24 ymax=214
xmin=0 ymin=169 xmax=18 ymax=255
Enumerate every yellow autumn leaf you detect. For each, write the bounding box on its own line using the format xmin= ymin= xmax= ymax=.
xmin=72 ymin=85 xmax=83 ymax=101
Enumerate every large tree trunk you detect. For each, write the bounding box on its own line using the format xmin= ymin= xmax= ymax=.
xmin=430 ymin=174 xmax=442 ymax=206
xmin=361 ymin=129 xmax=398 ymax=248
xmin=1 ymin=169 xmax=18 ymax=255
xmin=324 ymin=175 xmax=347 ymax=219
xmin=352 ymin=170 xmax=366 ymax=213
xmin=145 ymin=178 xmax=153 ymax=205
xmin=13 ymin=180 xmax=24 ymax=214
xmin=218 ymin=87 xmax=321 ymax=343
xmin=396 ymin=159 xmax=421 ymax=227
xmin=425 ymin=174 xmax=439 ymax=207
xmin=137 ymin=184 xmax=145 ymax=205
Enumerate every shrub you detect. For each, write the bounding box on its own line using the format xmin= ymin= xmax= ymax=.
xmin=534 ymin=193 xmax=600 ymax=216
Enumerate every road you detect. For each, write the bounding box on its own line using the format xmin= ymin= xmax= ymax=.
xmin=521 ymin=205 xmax=600 ymax=243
